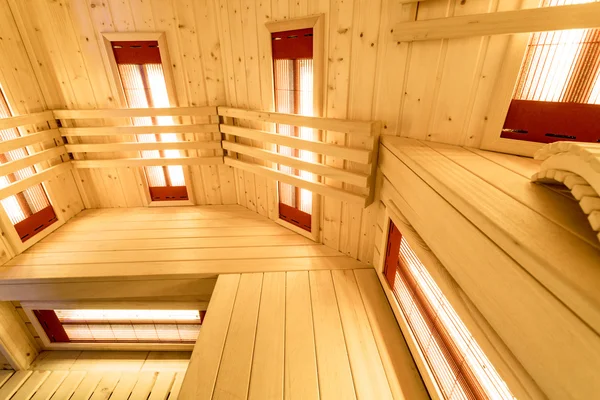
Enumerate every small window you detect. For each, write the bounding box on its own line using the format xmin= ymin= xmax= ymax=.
xmin=34 ymin=308 xmax=206 ymax=344
xmin=384 ymin=220 xmax=515 ymax=400
xmin=272 ymin=29 xmax=315 ymax=232
xmin=501 ymin=0 xmax=600 ymax=144
xmin=0 ymin=88 xmax=57 ymax=242
xmin=112 ymin=41 xmax=188 ymax=201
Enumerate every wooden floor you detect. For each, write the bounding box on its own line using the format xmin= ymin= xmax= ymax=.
xmin=0 ymin=205 xmax=367 ymax=284
xmin=179 ymin=270 xmax=428 ymax=400
xmin=0 ymin=351 xmax=190 ymax=399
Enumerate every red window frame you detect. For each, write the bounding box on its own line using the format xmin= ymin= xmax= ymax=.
xmin=0 ymin=89 xmax=58 ymax=242
xmin=112 ymin=41 xmax=189 ymax=201
xmin=272 ymin=29 xmax=314 ymax=232
xmin=34 ymin=309 xmax=207 ymax=344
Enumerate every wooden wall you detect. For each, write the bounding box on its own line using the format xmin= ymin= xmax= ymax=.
xmin=1 ymin=0 xmax=532 ymax=264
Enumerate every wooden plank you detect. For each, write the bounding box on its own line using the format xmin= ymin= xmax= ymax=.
xmin=30 ymin=371 xmax=68 ymax=400
xmin=309 ymin=271 xmax=356 ymax=399
xmin=71 ymin=157 xmax=222 ymax=169
xmin=52 ymin=107 xmax=217 ymax=119
xmin=147 ymin=372 xmax=175 ymax=400
xmin=0 ymin=146 xmax=67 ymax=178
xmin=60 ymin=124 xmax=219 ymax=137
xmin=179 ymin=274 xmax=240 ymax=400
xmin=0 ymin=111 xmax=54 ymax=131
xmin=284 ymin=271 xmax=319 ymax=400
xmin=225 ymin=157 xmax=367 ymax=205
xmin=221 ymin=124 xmax=371 ymax=164
xmin=11 ymin=371 xmax=50 ymax=400
xmin=47 ymin=371 xmax=86 ymax=400
xmin=218 ymin=108 xmax=374 ymax=137
xmin=72 ymin=351 xmax=147 ymax=372
xmin=128 ymin=372 xmax=157 ymax=400
xmin=378 ymin=146 xmax=600 ymax=398
xmin=223 ymin=141 xmax=369 ymax=187
xmin=331 ymin=270 xmax=392 ymax=399
xmin=0 ymin=130 xmax=61 ymax=154
xmin=212 ymin=273 xmax=263 ymax=400
xmin=0 ymin=302 xmax=39 ymax=370
xmin=248 ymin=272 xmax=285 ymax=400
xmin=0 ymin=162 xmax=72 ymax=201
xmin=107 ymin=373 xmax=138 ymax=400
xmin=66 ymin=141 xmax=222 ymax=153
xmin=30 ymin=351 xmax=80 ymax=371
xmin=141 ymin=352 xmax=190 ymax=373
xmin=384 ymin=137 xmax=600 ymax=335
xmin=393 ymin=2 xmax=600 ymax=42
xmin=353 ymin=269 xmax=430 ymax=400
xmin=168 ymin=373 xmax=185 ymax=400
xmin=0 ymin=372 xmax=12 ymax=388
xmin=88 ymin=372 xmax=121 ymax=400
xmin=0 ymin=371 xmax=33 ymax=399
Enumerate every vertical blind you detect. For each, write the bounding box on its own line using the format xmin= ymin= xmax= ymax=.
xmin=0 ymin=89 xmax=53 ymax=226
xmin=385 ymin=222 xmax=515 ymax=399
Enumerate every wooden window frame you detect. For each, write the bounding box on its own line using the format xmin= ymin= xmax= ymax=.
xmin=101 ymin=32 xmax=196 ymax=206
xmin=23 ymin=301 xmax=206 ymax=351
xmin=265 ymin=15 xmax=324 ymax=242
xmin=0 ymin=84 xmax=66 ymax=256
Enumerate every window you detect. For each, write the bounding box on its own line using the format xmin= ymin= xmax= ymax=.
xmin=502 ymin=0 xmax=600 ymax=143
xmin=384 ymin=221 xmax=515 ymax=400
xmin=0 ymin=89 xmax=57 ymax=242
xmin=112 ymin=41 xmax=188 ymax=201
xmin=34 ymin=308 xmax=205 ymax=344
xmin=272 ymin=29 xmax=315 ymax=232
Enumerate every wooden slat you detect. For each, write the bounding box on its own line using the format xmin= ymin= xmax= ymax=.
xmin=0 ymin=146 xmax=67 ymax=178
xmin=107 ymin=373 xmax=138 ymax=400
xmin=60 ymin=124 xmax=219 ymax=137
xmin=88 ymin=372 xmax=121 ymax=400
xmin=248 ymin=272 xmax=285 ymax=400
xmin=168 ymin=373 xmax=185 ymax=400
xmin=0 ymin=130 xmax=61 ymax=154
xmin=221 ymin=124 xmax=371 ymax=164
xmin=52 ymin=107 xmax=217 ymax=119
xmin=284 ymin=271 xmax=319 ymax=400
xmin=128 ymin=372 xmax=157 ymax=400
xmin=47 ymin=371 xmax=85 ymax=400
xmin=59 ymin=217 xmax=274 ymax=231
xmin=225 ymin=156 xmax=367 ymax=205
xmin=353 ymin=269 xmax=430 ymax=400
xmin=71 ymin=157 xmax=223 ymax=169
xmin=309 ymin=271 xmax=356 ymax=399
xmin=65 ymin=141 xmax=222 ymax=153
xmin=331 ymin=270 xmax=393 ymax=399
xmin=0 ymin=302 xmax=39 ymax=370
xmin=0 ymin=371 xmax=33 ymax=399
xmin=0 ymin=162 xmax=72 ymax=201
xmin=219 ymin=107 xmax=375 ymax=136
xmin=11 ymin=371 xmax=50 ymax=400
xmin=147 ymin=372 xmax=175 ymax=400
xmin=30 ymin=371 xmax=68 ymax=400
xmin=0 ymin=111 xmax=54 ymax=131
xmin=212 ymin=273 xmax=263 ymax=400
xmin=0 ymin=372 xmax=13 ymax=388
xmin=223 ymin=141 xmax=369 ymax=187
xmin=69 ymin=373 xmax=103 ymax=400
xmin=393 ymin=2 xmax=600 ymax=41
xmin=179 ymin=274 xmax=240 ymax=400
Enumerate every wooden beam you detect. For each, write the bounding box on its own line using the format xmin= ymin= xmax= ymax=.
xmin=0 ymin=111 xmax=54 ymax=131
xmin=220 ymin=124 xmax=371 ymax=164
xmin=52 ymin=106 xmax=217 ymax=119
xmin=0 ymin=302 xmax=39 ymax=370
xmin=393 ymin=2 xmax=600 ymax=42
xmin=0 ymin=130 xmax=61 ymax=154
xmin=0 ymin=146 xmax=67 ymax=177
xmin=72 ymin=157 xmax=223 ymax=168
xmin=66 ymin=141 xmax=223 ymax=153
xmin=222 ymin=141 xmax=369 ymax=187
xmin=218 ymin=107 xmax=375 ymax=136
xmin=59 ymin=124 xmax=220 ymax=136
xmin=224 ymin=156 xmax=367 ymax=205
xmin=0 ymin=162 xmax=72 ymax=201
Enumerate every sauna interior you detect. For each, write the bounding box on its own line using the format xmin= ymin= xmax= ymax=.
xmin=0 ymin=0 xmax=599 ymax=399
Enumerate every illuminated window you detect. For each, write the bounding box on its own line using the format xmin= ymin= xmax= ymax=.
xmin=384 ymin=221 xmax=515 ymax=400
xmin=112 ymin=41 xmax=188 ymax=201
xmin=34 ymin=309 xmax=205 ymax=344
xmin=502 ymin=0 xmax=600 ymax=143
xmin=0 ymin=88 xmax=57 ymax=242
xmin=272 ymin=29 xmax=315 ymax=232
